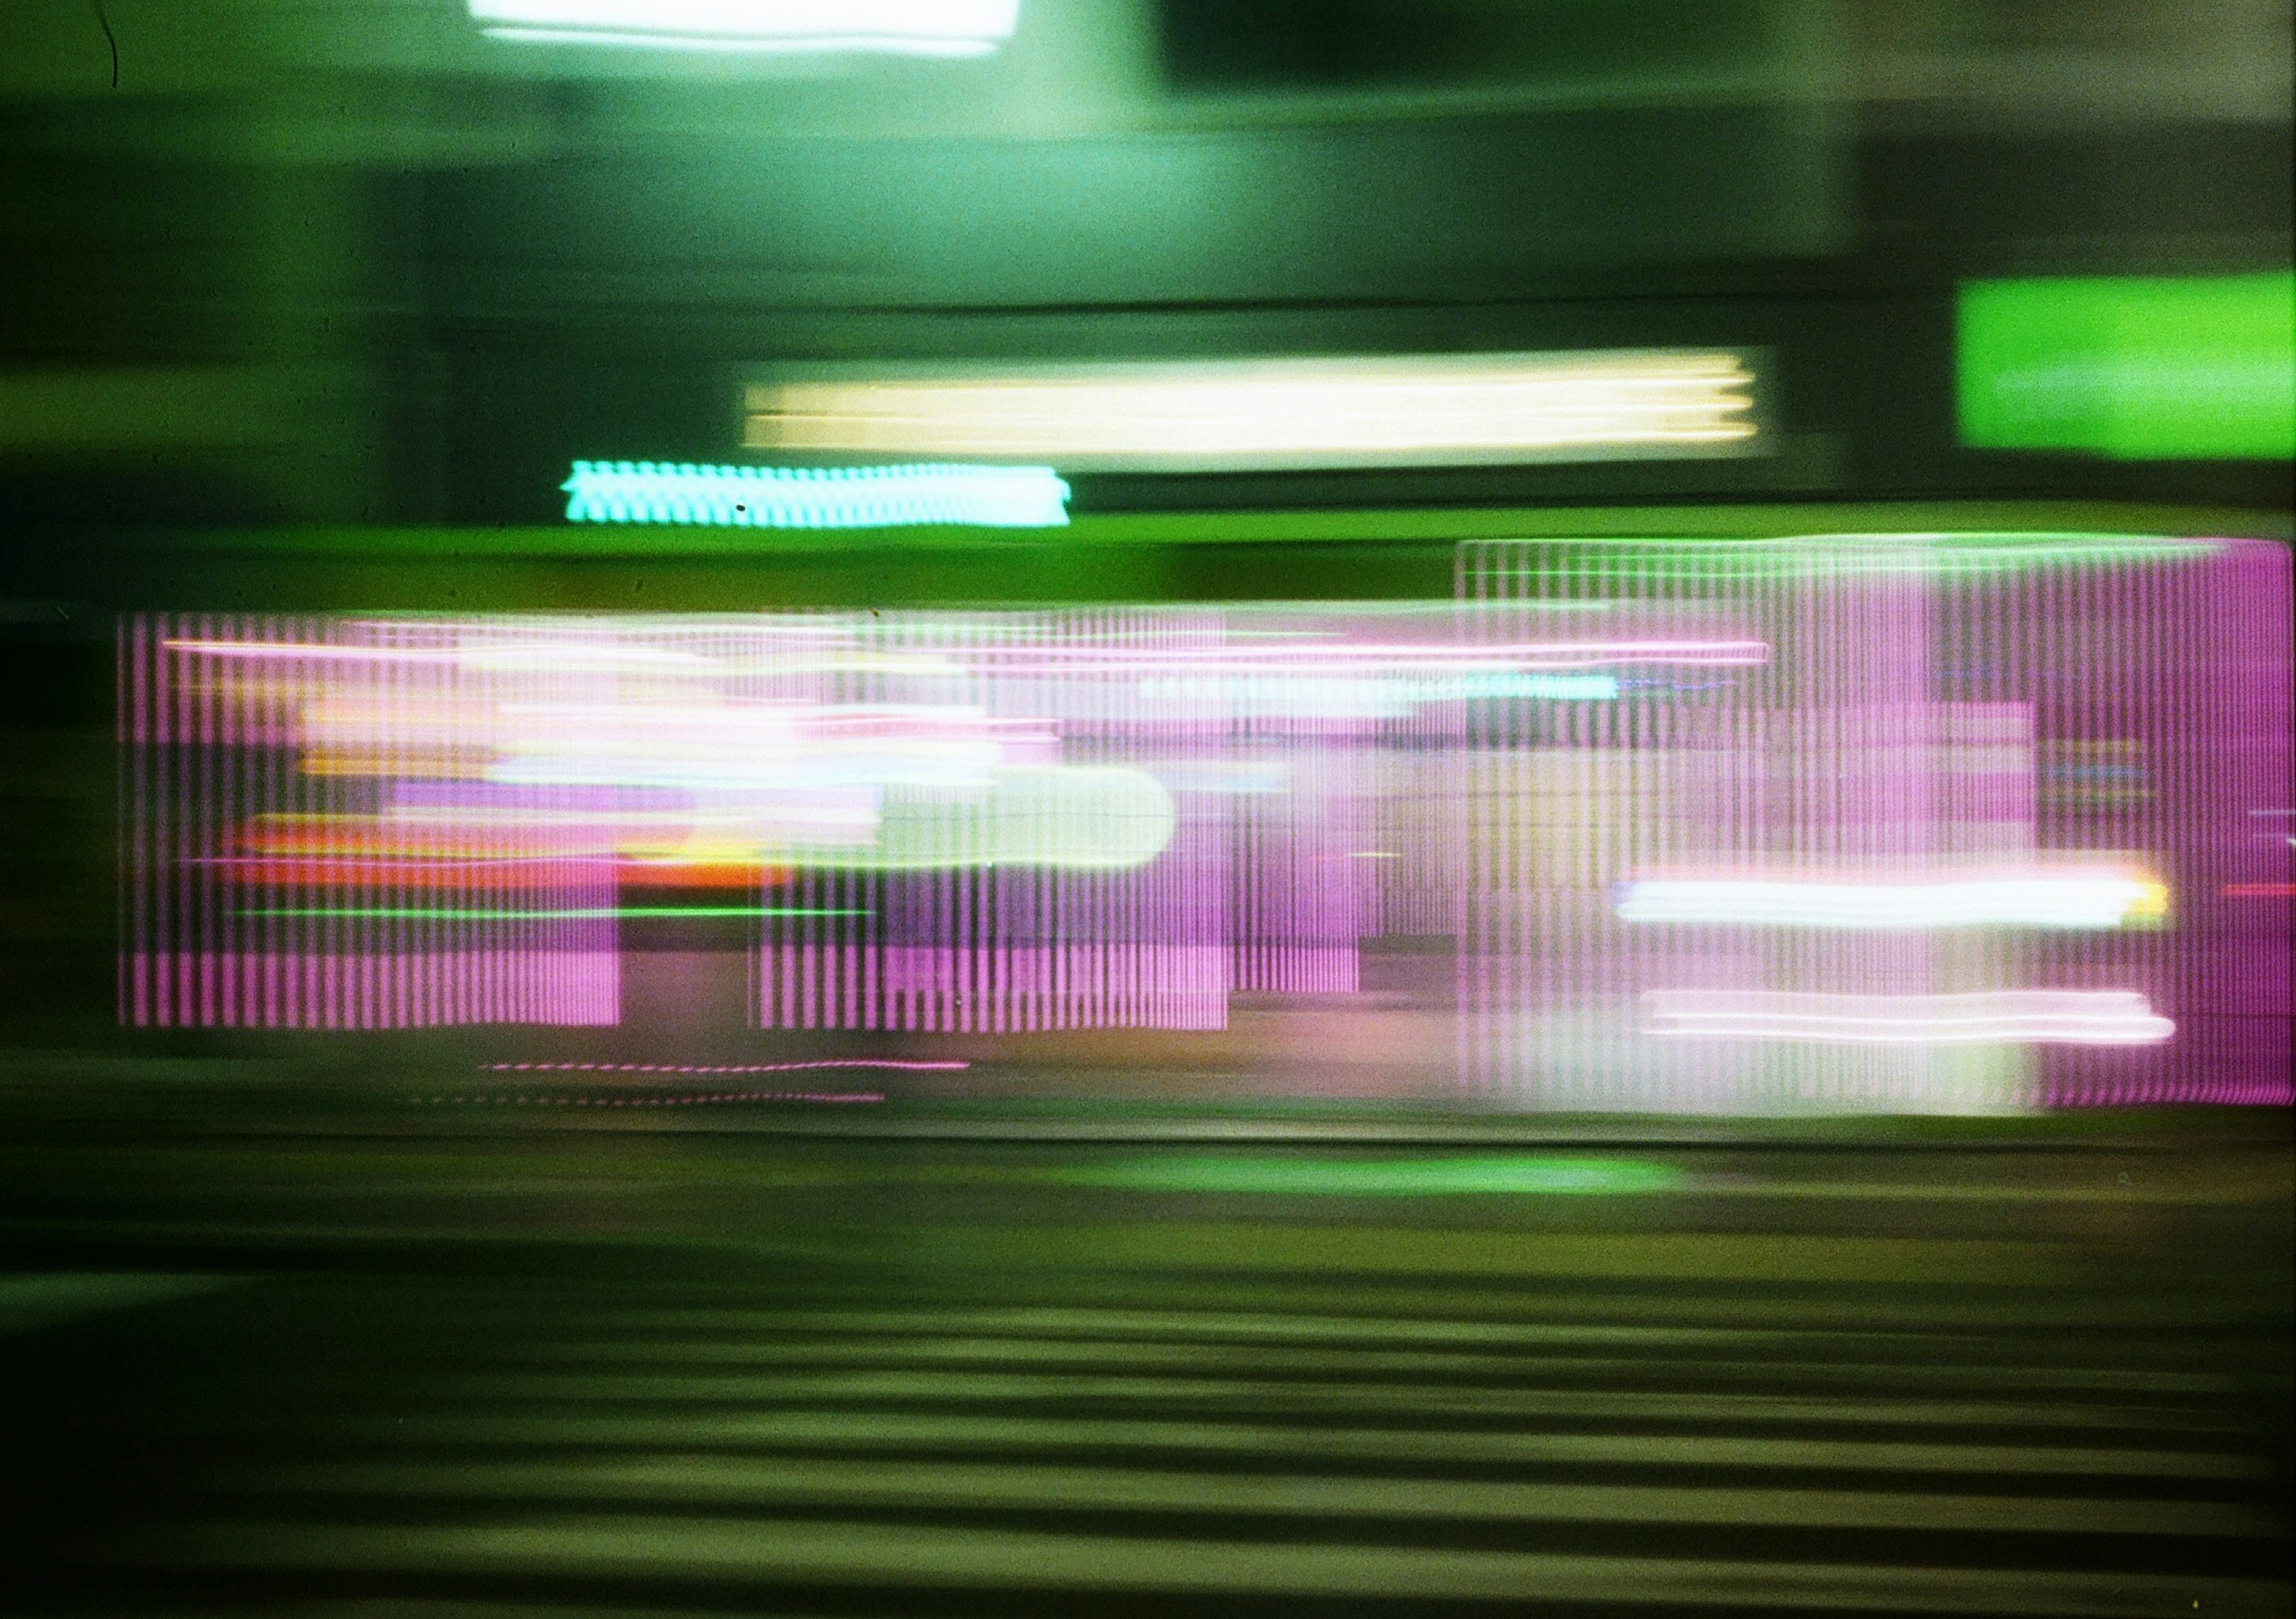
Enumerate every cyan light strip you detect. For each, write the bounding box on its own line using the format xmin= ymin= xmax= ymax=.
xmin=561 ymin=461 xmax=1071 ymax=529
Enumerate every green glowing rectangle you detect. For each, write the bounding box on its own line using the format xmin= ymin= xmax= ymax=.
xmin=1957 ymin=274 xmax=2295 ymax=460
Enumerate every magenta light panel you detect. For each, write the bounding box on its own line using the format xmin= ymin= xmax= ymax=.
xmin=117 ymin=545 xmax=2292 ymax=1112
xmin=1453 ymin=535 xmax=2292 ymax=1111
xmin=121 ymin=617 xmax=621 ymax=1028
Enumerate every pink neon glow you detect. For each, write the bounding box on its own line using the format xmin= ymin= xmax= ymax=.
xmin=122 ymin=953 xmax=621 ymax=1029
xmin=166 ymin=639 xmax=461 ymax=663
xmin=1446 ymin=535 xmax=2292 ymax=1111
xmin=483 ymin=1060 xmax=967 ymax=1073
xmin=420 ymin=1091 xmax=886 ymax=1106
xmin=119 ymin=575 xmax=2291 ymax=1112
xmin=166 ymin=635 xmax=1767 ymax=669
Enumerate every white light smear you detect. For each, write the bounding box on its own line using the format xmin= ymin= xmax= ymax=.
xmin=471 ymin=0 xmax=1017 ymax=54
xmin=1642 ymin=989 xmax=2175 ymax=1046
xmin=743 ymin=352 xmax=1760 ymax=470
xmin=1615 ymin=870 xmax=2166 ymax=931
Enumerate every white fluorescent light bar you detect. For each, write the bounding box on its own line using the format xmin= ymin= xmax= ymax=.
xmin=1642 ymin=989 xmax=2175 ymax=1047
xmin=1615 ymin=868 xmax=2168 ymax=931
xmin=470 ymin=0 xmax=1018 ymax=54
xmin=743 ymin=352 xmax=1761 ymax=471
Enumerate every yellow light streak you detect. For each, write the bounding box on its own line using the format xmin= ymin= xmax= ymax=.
xmin=743 ymin=352 xmax=1760 ymax=471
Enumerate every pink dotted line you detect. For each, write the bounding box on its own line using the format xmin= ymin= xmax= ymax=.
xmin=417 ymin=1091 xmax=886 ymax=1107
xmin=483 ymin=1060 xmax=966 ymax=1075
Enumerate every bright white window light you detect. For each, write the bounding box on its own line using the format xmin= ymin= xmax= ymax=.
xmin=1641 ymin=989 xmax=2174 ymax=1047
xmin=1614 ymin=868 xmax=2167 ymax=931
xmin=471 ymin=0 xmax=1018 ymax=56
xmin=561 ymin=461 xmax=1070 ymax=528
xmin=743 ymin=352 xmax=1760 ymax=471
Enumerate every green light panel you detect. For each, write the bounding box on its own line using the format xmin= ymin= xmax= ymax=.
xmin=1956 ymin=273 xmax=2295 ymax=461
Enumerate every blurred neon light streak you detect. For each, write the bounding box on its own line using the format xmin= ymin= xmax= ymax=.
xmin=1616 ymin=871 xmax=2166 ymax=930
xmin=432 ymin=1091 xmax=886 ymax=1105
xmin=987 ymin=642 xmax=1762 ymax=663
xmin=469 ymin=0 xmax=1017 ymax=54
xmin=1421 ymin=673 xmax=1620 ymax=699
xmin=743 ymin=352 xmax=1758 ymax=470
xmin=1642 ymin=990 xmax=2175 ymax=1046
xmin=238 ymin=907 xmax=868 ymax=920
xmin=170 ymin=641 xmax=719 ymax=673
xmin=1469 ymin=533 xmax=2221 ymax=578
xmin=1053 ymin=1155 xmax=1685 ymax=1196
xmin=208 ymin=858 xmax=790 ymax=891
xmin=481 ymin=28 xmax=999 ymax=54
xmin=167 ymin=639 xmax=457 ymax=664
xmin=987 ymin=644 xmax=1768 ymax=675
xmin=170 ymin=630 xmax=1761 ymax=675
xmin=561 ymin=461 xmax=1068 ymax=528
xmin=484 ymin=1060 xmax=966 ymax=1073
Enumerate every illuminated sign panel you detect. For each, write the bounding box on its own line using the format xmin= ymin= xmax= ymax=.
xmin=743 ymin=352 xmax=1761 ymax=471
xmin=1957 ymin=273 xmax=2296 ymax=461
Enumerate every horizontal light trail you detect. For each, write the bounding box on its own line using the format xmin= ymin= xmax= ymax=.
xmin=422 ymin=1091 xmax=885 ymax=1106
xmin=167 ymin=639 xmax=457 ymax=664
xmin=774 ymin=1224 xmax=2085 ymax=1286
xmin=561 ymin=461 xmax=1068 ymax=528
xmin=521 ymin=1336 xmax=2227 ymax=1393
xmin=470 ymin=0 xmax=1018 ymax=55
xmin=1616 ymin=870 xmax=2167 ymax=930
xmin=358 ymin=1385 xmax=2242 ymax=1438
xmin=233 ymin=761 xmax=1178 ymax=874
xmin=148 ymin=1515 xmax=2283 ymax=1612
xmin=1641 ymin=989 xmax=2175 ymax=1046
xmin=324 ymin=1405 xmax=2260 ymax=1479
xmin=236 ymin=907 xmax=866 ymax=920
xmin=166 ymin=634 xmax=1764 ymax=673
xmin=457 ymin=1347 xmax=2236 ymax=1401
xmin=207 ymin=857 xmax=790 ymax=891
xmin=481 ymin=26 xmax=1001 ymax=53
xmin=448 ymin=1338 xmax=2240 ymax=1407
xmin=484 ymin=1059 xmax=965 ymax=1073
xmin=1047 ymin=1155 xmax=1684 ymax=1196
xmin=169 ymin=638 xmax=773 ymax=672
xmin=591 ymin=1303 xmax=2252 ymax=1352
xmin=972 ymin=641 xmax=1769 ymax=669
xmin=1416 ymin=672 xmax=1621 ymax=699
xmin=743 ymin=352 xmax=1761 ymax=469
xmin=238 ymin=1454 xmax=2274 ymax=1537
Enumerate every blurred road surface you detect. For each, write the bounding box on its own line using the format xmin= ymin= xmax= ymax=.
xmin=2 ymin=1100 xmax=2288 ymax=1618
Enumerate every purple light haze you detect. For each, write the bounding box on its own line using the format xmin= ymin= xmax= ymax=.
xmin=118 ymin=568 xmax=2292 ymax=1109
